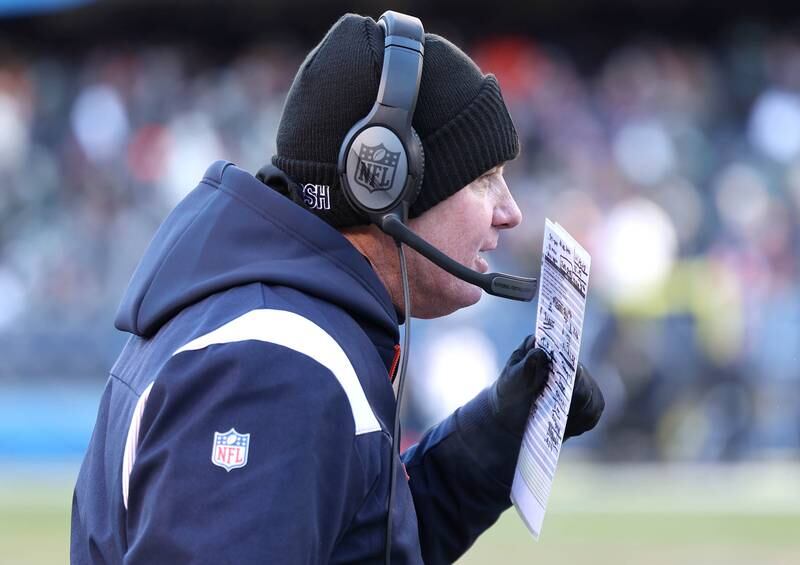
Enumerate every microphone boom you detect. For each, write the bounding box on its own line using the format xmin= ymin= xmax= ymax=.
xmin=380 ymin=215 xmax=538 ymax=301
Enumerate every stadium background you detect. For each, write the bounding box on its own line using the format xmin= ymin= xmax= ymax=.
xmin=0 ymin=0 xmax=799 ymax=563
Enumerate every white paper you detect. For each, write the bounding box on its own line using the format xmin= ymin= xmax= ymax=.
xmin=511 ymin=219 xmax=591 ymax=539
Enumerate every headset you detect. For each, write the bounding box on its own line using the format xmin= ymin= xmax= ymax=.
xmin=336 ymin=11 xmax=539 ymax=564
xmin=337 ymin=11 xmax=537 ymax=303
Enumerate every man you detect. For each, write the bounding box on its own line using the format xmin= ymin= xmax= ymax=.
xmin=72 ymin=13 xmax=603 ymax=565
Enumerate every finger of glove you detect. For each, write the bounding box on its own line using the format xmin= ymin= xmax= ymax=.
xmin=565 ymin=364 xmax=605 ymax=438
xmin=497 ymin=347 xmax=550 ymax=407
xmin=493 ymin=347 xmax=551 ymax=435
xmin=507 ymin=334 xmax=536 ymax=366
xmin=491 ymin=336 xmax=539 ymax=419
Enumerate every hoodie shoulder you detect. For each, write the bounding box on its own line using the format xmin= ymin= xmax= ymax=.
xmin=173 ymin=307 xmax=383 ymax=435
xmin=121 ymin=332 xmax=378 ymax=563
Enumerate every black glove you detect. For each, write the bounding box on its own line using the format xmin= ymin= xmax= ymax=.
xmin=489 ymin=335 xmax=604 ymax=440
xmin=565 ymin=362 xmax=605 ymax=439
xmin=488 ymin=335 xmax=550 ymax=436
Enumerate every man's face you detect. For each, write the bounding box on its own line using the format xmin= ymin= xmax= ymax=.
xmin=407 ymin=165 xmax=522 ymax=318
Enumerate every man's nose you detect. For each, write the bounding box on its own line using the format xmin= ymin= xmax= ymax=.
xmin=494 ymin=193 xmax=523 ymax=229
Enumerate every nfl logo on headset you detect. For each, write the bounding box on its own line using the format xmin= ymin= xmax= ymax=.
xmin=355 ymin=143 xmax=400 ymax=192
xmin=211 ymin=428 xmax=250 ymax=472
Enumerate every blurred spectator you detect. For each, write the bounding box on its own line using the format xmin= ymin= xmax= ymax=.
xmin=1 ymin=25 xmax=799 ymax=462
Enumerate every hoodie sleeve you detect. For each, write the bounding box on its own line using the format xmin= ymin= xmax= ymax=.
xmin=123 ymin=340 xmax=370 ymax=564
xmin=401 ymin=387 xmax=523 ymax=565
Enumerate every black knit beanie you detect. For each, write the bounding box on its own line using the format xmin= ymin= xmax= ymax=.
xmin=271 ymin=13 xmax=519 ymax=228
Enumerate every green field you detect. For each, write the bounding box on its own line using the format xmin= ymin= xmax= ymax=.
xmin=460 ymin=509 xmax=800 ymax=565
xmin=3 ymin=462 xmax=798 ymax=565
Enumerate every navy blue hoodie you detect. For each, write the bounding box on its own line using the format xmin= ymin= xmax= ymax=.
xmin=71 ymin=161 xmax=524 ymax=564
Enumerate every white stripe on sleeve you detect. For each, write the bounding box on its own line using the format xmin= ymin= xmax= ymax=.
xmin=121 ymin=381 xmax=154 ymax=510
xmin=172 ymin=309 xmax=382 ymax=436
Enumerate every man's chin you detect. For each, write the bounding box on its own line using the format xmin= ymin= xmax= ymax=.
xmin=462 ymin=284 xmax=483 ymax=307
xmin=443 ymin=284 xmax=483 ymax=316
xmin=413 ymin=283 xmax=482 ymax=319
xmin=451 ymin=278 xmax=483 ymax=309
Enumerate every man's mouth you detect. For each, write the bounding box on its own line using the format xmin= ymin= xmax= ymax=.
xmin=476 ymin=251 xmax=490 ymax=273
xmin=477 ymin=241 xmax=498 ymax=273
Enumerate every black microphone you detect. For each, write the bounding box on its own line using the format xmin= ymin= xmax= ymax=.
xmin=380 ymin=214 xmax=538 ymax=302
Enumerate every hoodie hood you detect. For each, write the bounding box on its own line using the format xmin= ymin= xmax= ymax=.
xmin=115 ymin=161 xmax=398 ymax=340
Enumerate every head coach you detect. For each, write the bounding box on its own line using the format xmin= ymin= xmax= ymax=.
xmin=72 ymin=11 xmax=604 ymax=565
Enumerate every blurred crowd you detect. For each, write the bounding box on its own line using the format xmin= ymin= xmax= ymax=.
xmin=1 ymin=23 xmax=798 ymax=462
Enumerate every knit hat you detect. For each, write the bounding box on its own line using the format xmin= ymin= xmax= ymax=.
xmin=271 ymin=13 xmax=519 ymax=228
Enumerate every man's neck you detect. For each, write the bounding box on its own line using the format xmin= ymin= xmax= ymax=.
xmin=341 ymin=226 xmax=405 ymax=317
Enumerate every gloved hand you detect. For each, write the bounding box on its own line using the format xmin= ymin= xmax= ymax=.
xmin=488 ymin=335 xmax=604 ymax=440
xmin=565 ymin=362 xmax=605 ymax=439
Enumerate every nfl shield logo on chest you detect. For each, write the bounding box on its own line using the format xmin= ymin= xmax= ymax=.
xmin=212 ymin=428 xmax=250 ymax=472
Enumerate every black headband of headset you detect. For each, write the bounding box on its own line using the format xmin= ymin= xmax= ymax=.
xmin=376 ymin=12 xmax=424 ymax=120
